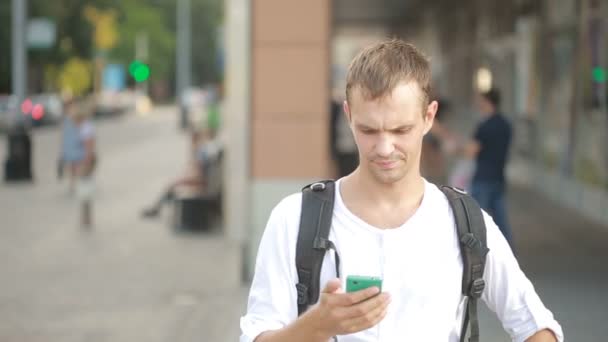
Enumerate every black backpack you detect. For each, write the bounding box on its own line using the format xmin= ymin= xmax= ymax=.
xmin=295 ymin=180 xmax=489 ymax=342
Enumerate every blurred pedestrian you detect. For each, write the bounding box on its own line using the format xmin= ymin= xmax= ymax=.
xmin=142 ymin=127 xmax=220 ymax=218
xmin=58 ymin=99 xmax=82 ymax=194
xmin=71 ymin=99 xmax=97 ymax=228
xmin=465 ymin=88 xmax=513 ymax=245
xmin=330 ymin=97 xmax=358 ymax=177
xmin=421 ymin=96 xmax=450 ymax=183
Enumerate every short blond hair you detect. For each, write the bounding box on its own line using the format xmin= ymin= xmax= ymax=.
xmin=346 ymin=39 xmax=431 ymax=109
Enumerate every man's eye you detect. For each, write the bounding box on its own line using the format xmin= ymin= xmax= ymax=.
xmin=394 ymin=128 xmax=412 ymax=134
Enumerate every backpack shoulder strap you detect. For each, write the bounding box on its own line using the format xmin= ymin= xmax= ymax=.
xmin=440 ymin=186 xmax=489 ymax=342
xmin=295 ymin=180 xmax=336 ymax=316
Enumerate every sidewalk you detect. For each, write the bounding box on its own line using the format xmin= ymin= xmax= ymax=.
xmin=478 ymin=184 xmax=608 ymax=341
xmin=0 ymin=106 xmax=245 ymax=342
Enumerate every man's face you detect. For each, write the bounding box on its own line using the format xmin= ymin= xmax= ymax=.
xmin=477 ymin=95 xmax=494 ymax=116
xmin=344 ymin=81 xmax=437 ymax=185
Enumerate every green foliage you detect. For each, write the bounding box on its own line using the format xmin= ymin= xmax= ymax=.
xmin=110 ymin=0 xmax=175 ymax=82
xmin=0 ymin=0 xmax=223 ymax=93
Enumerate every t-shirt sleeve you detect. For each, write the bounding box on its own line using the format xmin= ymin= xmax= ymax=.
xmin=481 ymin=213 xmax=564 ymax=342
xmin=240 ymin=196 xmax=300 ymax=342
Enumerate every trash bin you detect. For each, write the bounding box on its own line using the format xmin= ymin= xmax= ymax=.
xmin=3 ymin=125 xmax=33 ymax=182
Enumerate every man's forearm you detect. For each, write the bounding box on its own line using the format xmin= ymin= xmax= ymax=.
xmin=525 ymin=329 xmax=557 ymax=342
xmin=254 ymin=310 xmax=330 ymax=342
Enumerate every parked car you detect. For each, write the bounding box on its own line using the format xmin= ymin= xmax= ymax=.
xmin=1 ymin=93 xmax=65 ymax=130
xmin=29 ymin=93 xmax=64 ymax=126
xmin=96 ymin=89 xmax=137 ymax=117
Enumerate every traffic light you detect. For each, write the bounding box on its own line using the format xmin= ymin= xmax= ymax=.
xmin=592 ymin=67 xmax=606 ymax=83
xmin=129 ymin=60 xmax=150 ymax=82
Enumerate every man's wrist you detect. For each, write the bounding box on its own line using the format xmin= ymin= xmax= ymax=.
xmin=256 ymin=309 xmax=332 ymax=342
xmin=297 ymin=307 xmax=333 ymax=342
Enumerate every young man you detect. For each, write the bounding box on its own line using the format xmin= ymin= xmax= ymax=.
xmin=240 ymin=39 xmax=562 ymax=342
xmin=466 ymin=89 xmax=513 ymax=245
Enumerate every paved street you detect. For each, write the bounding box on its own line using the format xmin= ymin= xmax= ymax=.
xmin=1 ymin=105 xmax=607 ymax=341
xmin=477 ymin=184 xmax=608 ymax=341
xmin=0 ymin=107 xmax=246 ymax=342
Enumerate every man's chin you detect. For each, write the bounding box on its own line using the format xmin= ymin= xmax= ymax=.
xmin=371 ymin=169 xmax=406 ymax=185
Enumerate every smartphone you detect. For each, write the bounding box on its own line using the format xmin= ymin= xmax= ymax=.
xmin=346 ymin=275 xmax=383 ymax=293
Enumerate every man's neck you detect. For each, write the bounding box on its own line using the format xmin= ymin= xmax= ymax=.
xmin=343 ymin=168 xmax=425 ymax=210
xmin=484 ymin=109 xmax=498 ymax=118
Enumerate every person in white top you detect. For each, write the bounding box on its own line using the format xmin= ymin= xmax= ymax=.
xmin=71 ymin=100 xmax=97 ymax=228
xmin=240 ymin=39 xmax=563 ymax=342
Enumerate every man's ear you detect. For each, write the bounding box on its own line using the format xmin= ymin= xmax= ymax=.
xmin=423 ymin=100 xmax=438 ymax=134
xmin=343 ymin=100 xmax=352 ymax=123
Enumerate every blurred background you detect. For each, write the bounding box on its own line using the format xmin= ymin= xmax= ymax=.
xmin=1 ymin=0 xmax=607 ymax=341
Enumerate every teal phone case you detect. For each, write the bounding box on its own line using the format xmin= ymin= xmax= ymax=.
xmin=346 ymin=275 xmax=383 ymax=292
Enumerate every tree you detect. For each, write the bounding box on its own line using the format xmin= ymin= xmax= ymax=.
xmin=152 ymin=0 xmax=224 ymax=86
xmin=0 ymin=0 xmax=223 ymax=94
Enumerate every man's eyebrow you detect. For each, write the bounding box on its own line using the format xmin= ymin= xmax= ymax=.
xmin=355 ymin=124 xmax=414 ymax=130
xmin=389 ymin=125 xmax=413 ymax=130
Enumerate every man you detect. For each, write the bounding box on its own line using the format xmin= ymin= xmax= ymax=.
xmin=142 ymin=128 xmax=220 ymax=218
xmin=465 ymin=89 xmax=513 ymax=245
xmin=240 ymin=39 xmax=562 ymax=341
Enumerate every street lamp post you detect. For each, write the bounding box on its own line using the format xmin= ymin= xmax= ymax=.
xmin=12 ymin=0 xmax=27 ymax=123
xmin=176 ymin=0 xmax=192 ymax=130
xmin=3 ymin=0 xmax=33 ymax=182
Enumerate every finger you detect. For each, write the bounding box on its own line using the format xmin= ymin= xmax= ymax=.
xmin=341 ymin=292 xmax=390 ymax=320
xmin=321 ymin=278 xmax=342 ymax=294
xmin=334 ymin=286 xmax=381 ymax=306
xmin=341 ymin=303 xmax=389 ymax=334
xmin=323 ymin=286 xmax=379 ymax=308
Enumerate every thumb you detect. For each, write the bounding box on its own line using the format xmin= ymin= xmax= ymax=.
xmin=322 ymin=278 xmax=342 ymax=294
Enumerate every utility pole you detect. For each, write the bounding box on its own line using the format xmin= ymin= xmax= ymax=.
xmin=135 ymin=31 xmax=149 ymax=94
xmin=176 ymin=0 xmax=192 ymax=130
xmin=4 ymin=0 xmax=33 ymax=182
xmin=12 ymin=0 xmax=27 ymax=123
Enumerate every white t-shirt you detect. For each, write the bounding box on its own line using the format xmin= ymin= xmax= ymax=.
xmin=79 ymin=120 xmax=95 ymax=141
xmin=240 ymin=179 xmax=563 ymax=342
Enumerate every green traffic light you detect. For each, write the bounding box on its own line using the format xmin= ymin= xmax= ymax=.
xmin=592 ymin=67 xmax=606 ymax=83
xmin=129 ymin=60 xmax=142 ymax=76
xmin=134 ymin=64 xmax=150 ymax=82
xmin=129 ymin=60 xmax=150 ymax=82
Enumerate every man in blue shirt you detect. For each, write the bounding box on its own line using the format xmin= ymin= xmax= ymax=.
xmin=465 ymin=88 xmax=513 ymax=246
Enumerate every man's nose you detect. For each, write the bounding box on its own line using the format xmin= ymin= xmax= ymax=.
xmin=375 ymin=135 xmax=395 ymax=158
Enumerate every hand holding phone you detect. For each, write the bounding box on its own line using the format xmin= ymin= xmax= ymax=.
xmin=308 ymin=278 xmax=390 ymax=340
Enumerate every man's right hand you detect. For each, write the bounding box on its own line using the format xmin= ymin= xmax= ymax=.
xmin=309 ymin=278 xmax=391 ymax=339
xmin=254 ymin=279 xmax=390 ymax=342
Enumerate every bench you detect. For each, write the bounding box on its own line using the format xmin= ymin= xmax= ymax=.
xmin=171 ymin=149 xmax=223 ymax=231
